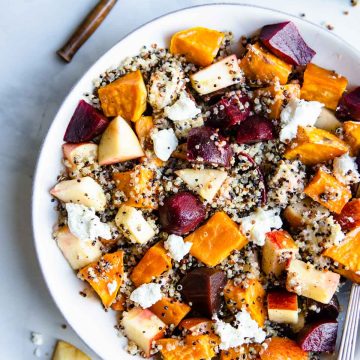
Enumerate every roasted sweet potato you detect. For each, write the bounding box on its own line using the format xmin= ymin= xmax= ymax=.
xmin=300 ymin=63 xmax=348 ymax=110
xmin=113 ymin=166 xmax=156 ymax=209
xmin=135 ymin=115 xmax=154 ymax=146
xmin=323 ymin=226 xmax=360 ymax=273
xmin=78 ymin=251 xmax=124 ymax=308
xmin=130 ymin=242 xmax=172 ymax=287
xmin=334 ymin=265 xmax=360 ymax=284
xmin=254 ymin=82 xmax=300 ymax=119
xmin=157 ymin=334 xmax=217 ymax=360
xmin=150 ymin=297 xmax=191 ymax=327
xmin=284 ymin=126 xmax=349 ymax=165
xmin=221 ymin=345 xmax=262 ymax=360
xmin=111 ymin=293 xmax=126 ymax=311
xmin=304 ymin=168 xmax=352 ymax=214
xmin=260 ymin=337 xmax=308 ymax=360
xmin=185 ymin=212 xmax=248 ymax=267
xmin=240 ymin=43 xmax=292 ymax=85
xmin=179 ymin=318 xmax=214 ymax=335
xmin=170 ymin=27 xmax=224 ymax=67
xmin=224 ymin=279 xmax=266 ymax=327
xmin=98 ymin=70 xmax=147 ymax=121
xmin=172 ymin=143 xmax=188 ymax=160
xmin=343 ymin=121 xmax=360 ymax=155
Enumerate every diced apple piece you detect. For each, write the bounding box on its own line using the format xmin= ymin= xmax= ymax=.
xmin=121 ymin=307 xmax=166 ymax=358
xmin=260 ymin=337 xmax=308 ymax=360
xmin=262 ymin=230 xmax=298 ymax=277
xmin=52 ymin=340 xmax=90 ymax=360
xmin=55 ymin=226 xmax=102 ymax=270
xmin=315 ymin=108 xmax=342 ymax=132
xmin=175 ymin=168 xmax=227 ymax=202
xmin=50 ymin=176 xmax=106 ymax=211
xmin=286 ymin=259 xmax=340 ymax=304
xmin=115 ymin=205 xmax=155 ymax=244
xmin=62 ymin=142 xmax=98 ymax=171
xmin=78 ymin=251 xmax=124 ymax=308
xmin=267 ymin=290 xmax=298 ymax=324
xmin=190 ymin=55 xmax=243 ymax=95
xmin=98 ymin=116 xmax=144 ymax=165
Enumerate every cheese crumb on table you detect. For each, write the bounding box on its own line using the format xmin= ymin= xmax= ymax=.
xmin=164 ymin=234 xmax=192 ymax=261
xmin=130 ymin=283 xmax=162 ymax=308
xmin=66 ymin=203 xmax=111 ymax=241
xmin=30 ymin=332 xmax=43 ymax=346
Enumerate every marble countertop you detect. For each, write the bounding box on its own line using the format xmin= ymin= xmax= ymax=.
xmin=0 ymin=0 xmax=359 ymax=359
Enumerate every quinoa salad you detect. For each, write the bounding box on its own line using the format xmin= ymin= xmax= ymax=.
xmin=50 ymin=22 xmax=360 ymax=359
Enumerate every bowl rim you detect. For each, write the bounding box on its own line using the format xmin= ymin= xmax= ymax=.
xmin=31 ymin=3 xmax=360 ymax=358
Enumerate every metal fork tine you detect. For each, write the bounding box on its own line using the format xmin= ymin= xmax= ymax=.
xmin=338 ymin=284 xmax=360 ymax=360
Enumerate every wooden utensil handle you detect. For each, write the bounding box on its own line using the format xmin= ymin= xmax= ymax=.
xmin=57 ymin=0 xmax=117 ymax=62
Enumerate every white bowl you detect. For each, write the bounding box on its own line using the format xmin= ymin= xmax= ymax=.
xmin=32 ymin=4 xmax=360 ymax=359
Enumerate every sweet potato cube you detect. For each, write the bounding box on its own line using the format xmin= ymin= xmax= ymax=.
xmin=150 ymin=297 xmax=191 ymax=327
xmin=98 ymin=70 xmax=147 ymax=121
xmin=262 ymin=230 xmax=298 ymax=277
xmin=323 ymin=226 xmax=360 ymax=273
xmin=221 ymin=344 xmax=262 ymax=360
xmin=334 ymin=265 xmax=360 ymax=284
xmin=304 ymin=168 xmax=351 ymax=214
xmin=284 ymin=126 xmax=349 ymax=165
xmin=179 ymin=318 xmax=214 ymax=335
xmin=240 ymin=43 xmax=292 ymax=85
xmin=111 ymin=293 xmax=126 ymax=311
xmin=301 ymin=63 xmax=348 ymax=110
xmin=254 ymin=82 xmax=300 ymax=119
xmin=113 ymin=166 xmax=156 ymax=209
xmin=78 ymin=251 xmax=124 ymax=308
xmin=343 ymin=121 xmax=360 ymax=155
xmin=260 ymin=337 xmax=308 ymax=360
xmin=130 ymin=242 xmax=172 ymax=287
xmin=185 ymin=335 xmax=218 ymax=359
xmin=170 ymin=27 xmax=224 ymax=67
xmin=185 ymin=212 xmax=248 ymax=267
xmin=224 ymin=279 xmax=266 ymax=327
xmin=135 ymin=115 xmax=154 ymax=146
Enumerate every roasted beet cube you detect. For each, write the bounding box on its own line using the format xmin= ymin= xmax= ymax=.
xmin=305 ymin=295 xmax=340 ymax=320
xmin=260 ymin=21 xmax=316 ymax=66
xmin=180 ymin=268 xmax=226 ymax=317
xmin=297 ymin=319 xmax=338 ymax=352
xmin=159 ymin=192 xmax=206 ymax=235
xmin=64 ymin=100 xmax=109 ymax=143
xmin=206 ymin=94 xmax=251 ymax=129
xmin=336 ymin=87 xmax=360 ymax=121
xmin=187 ymin=127 xmax=233 ymax=167
xmin=236 ymin=115 xmax=275 ymax=144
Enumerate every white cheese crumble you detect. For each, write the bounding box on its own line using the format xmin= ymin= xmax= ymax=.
xmin=66 ymin=203 xmax=111 ymax=241
xmin=30 ymin=332 xmax=43 ymax=346
xmin=279 ymin=98 xmax=323 ymax=142
xmin=214 ymin=311 xmax=266 ymax=350
xmin=239 ymin=208 xmax=282 ymax=246
xmin=151 ymin=128 xmax=178 ymax=161
xmin=333 ymin=153 xmax=360 ymax=185
xmin=130 ymin=283 xmax=162 ymax=308
xmin=164 ymin=234 xmax=192 ymax=262
xmin=164 ymin=92 xmax=201 ymax=121
xmin=107 ymin=280 xmax=118 ymax=295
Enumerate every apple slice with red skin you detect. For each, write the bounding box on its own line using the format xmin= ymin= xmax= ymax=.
xmin=267 ymin=290 xmax=298 ymax=324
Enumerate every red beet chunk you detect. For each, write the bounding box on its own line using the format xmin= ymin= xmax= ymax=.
xmin=159 ymin=192 xmax=205 ymax=235
xmin=260 ymin=21 xmax=316 ymax=66
xmin=305 ymin=295 xmax=340 ymax=320
xmin=180 ymin=268 xmax=227 ymax=317
xmin=336 ymin=87 xmax=360 ymax=121
xmin=297 ymin=319 xmax=338 ymax=352
xmin=206 ymin=94 xmax=251 ymax=129
xmin=236 ymin=115 xmax=275 ymax=144
xmin=187 ymin=127 xmax=233 ymax=167
xmin=63 ymin=100 xmax=109 ymax=143
xmin=334 ymin=199 xmax=360 ymax=231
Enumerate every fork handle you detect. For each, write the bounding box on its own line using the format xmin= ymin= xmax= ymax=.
xmin=57 ymin=0 xmax=117 ymax=62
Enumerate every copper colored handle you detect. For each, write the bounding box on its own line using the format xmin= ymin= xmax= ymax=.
xmin=57 ymin=0 xmax=117 ymax=62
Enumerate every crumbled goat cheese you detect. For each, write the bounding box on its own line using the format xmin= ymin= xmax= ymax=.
xmin=164 ymin=234 xmax=192 ymax=262
xmin=333 ymin=153 xmax=360 ymax=185
xmin=66 ymin=203 xmax=111 ymax=241
xmin=30 ymin=332 xmax=43 ymax=346
xmin=279 ymin=98 xmax=323 ymax=142
xmin=214 ymin=311 xmax=266 ymax=350
xmin=130 ymin=283 xmax=162 ymax=308
xmin=151 ymin=128 xmax=178 ymax=161
xmin=164 ymin=92 xmax=201 ymax=121
xmin=107 ymin=280 xmax=118 ymax=295
xmin=239 ymin=208 xmax=282 ymax=246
